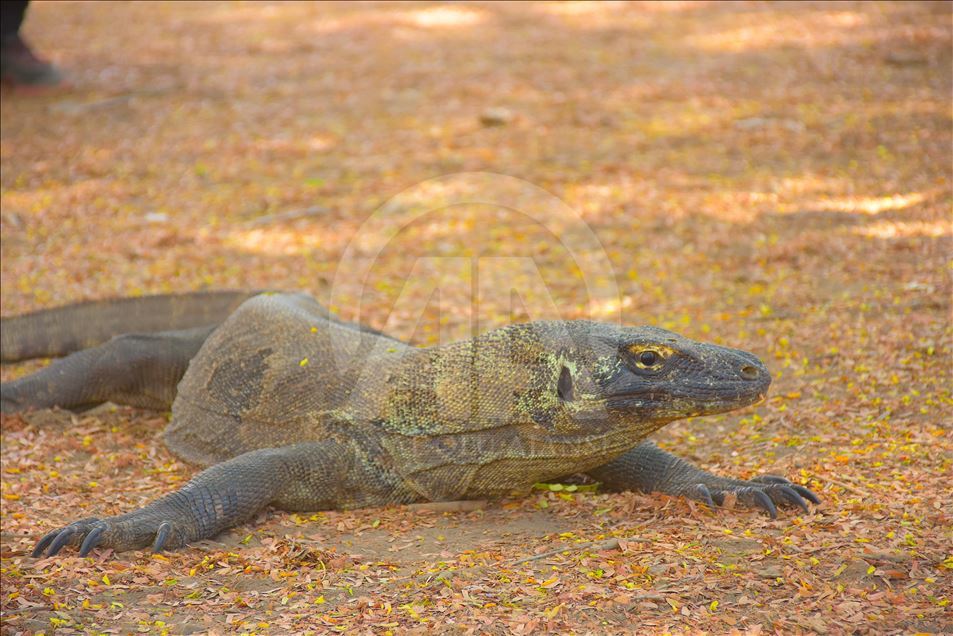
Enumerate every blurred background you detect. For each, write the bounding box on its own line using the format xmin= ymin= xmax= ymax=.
xmin=2 ymin=2 xmax=949 ymax=341
xmin=1 ymin=3 xmax=950 ymax=631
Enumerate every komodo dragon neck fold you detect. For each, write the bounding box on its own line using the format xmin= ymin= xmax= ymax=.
xmin=0 ymin=291 xmax=819 ymax=558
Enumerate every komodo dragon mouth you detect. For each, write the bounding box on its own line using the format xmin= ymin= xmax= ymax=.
xmin=0 ymin=291 xmax=819 ymax=558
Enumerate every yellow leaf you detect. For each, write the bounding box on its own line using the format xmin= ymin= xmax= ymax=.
xmin=539 ymin=576 xmax=559 ymax=588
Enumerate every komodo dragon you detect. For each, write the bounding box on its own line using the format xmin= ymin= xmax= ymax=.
xmin=0 ymin=291 xmax=819 ymax=558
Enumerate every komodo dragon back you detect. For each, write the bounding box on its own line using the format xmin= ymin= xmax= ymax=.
xmin=165 ymin=292 xmax=411 ymax=466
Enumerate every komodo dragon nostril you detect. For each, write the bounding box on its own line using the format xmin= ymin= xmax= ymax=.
xmin=740 ymin=365 xmax=760 ymax=380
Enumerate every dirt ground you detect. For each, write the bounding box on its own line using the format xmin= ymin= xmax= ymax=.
xmin=1 ymin=2 xmax=950 ymax=634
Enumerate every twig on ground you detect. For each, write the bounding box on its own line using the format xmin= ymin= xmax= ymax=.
xmin=406 ymin=500 xmax=487 ymax=513
xmin=825 ymin=477 xmax=868 ymax=497
xmin=773 ymin=415 xmax=800 ymax=434
xmin=0 ymin=606 xmax=47 ymax=617
xmin=511 ymin=536 xmax=630 ymax=566
xmin=752 ymin=311 xmax=800 ymax=322
xmin=49 ymin=88 xmax=173 ymax=114
xmin=241 ymin=206 xmax=331 ymax=227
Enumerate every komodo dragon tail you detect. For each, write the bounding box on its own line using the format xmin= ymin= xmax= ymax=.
xmin=1 ymin=290 xmax=264 ymax=362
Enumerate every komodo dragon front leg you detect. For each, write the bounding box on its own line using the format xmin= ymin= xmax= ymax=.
xmin=586 ymin=441 xmax=819 ymax=518
xmin=32 ymin=440 xmax=407 ymax=556
xmin=0 ymin=326 xmax=214 ymax=413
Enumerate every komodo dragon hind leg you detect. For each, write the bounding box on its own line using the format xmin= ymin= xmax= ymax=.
xmin=586 ymin=441 xmax=820 ymax=518
xmin=32 ymin=441 xmax=359 ymax=556
xmin=0 ymin=326 xmax=215 ymax=413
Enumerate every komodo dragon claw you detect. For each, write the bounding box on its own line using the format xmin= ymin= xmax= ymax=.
xmin=32 ymin=516 xmax=167 ymax=558
xmin=684 ymin=476 xmax=819 ymax=519
xmin=33 ymin=518 xmax=100 ymax=557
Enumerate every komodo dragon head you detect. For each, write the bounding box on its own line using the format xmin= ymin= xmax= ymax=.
xmin=482 ymin=321 xmax=772 ymax=443
xmin=562 ymin=323 xmax=769 ymax=425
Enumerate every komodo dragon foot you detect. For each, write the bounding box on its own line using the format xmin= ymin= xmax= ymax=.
xmin=33 ymin=441 xmax=361 ymax=558
xmin=675 ymin=474 xmax=819 ymax=518
xmin=586 ymin=442 xmax=820 ymax=519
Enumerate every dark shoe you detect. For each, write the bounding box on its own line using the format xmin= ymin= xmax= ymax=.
xmin=0 ymin=34 xmax=62 ymax=86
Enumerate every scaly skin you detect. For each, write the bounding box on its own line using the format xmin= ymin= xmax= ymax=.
xmin=1 ymin=292 xmax=819 ymax=557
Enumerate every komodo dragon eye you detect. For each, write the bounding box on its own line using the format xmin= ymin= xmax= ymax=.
xmin=639 ymin=351 xmax=659 ymax=367
xmin=624 ymin=345 xmax=669 ymax=373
